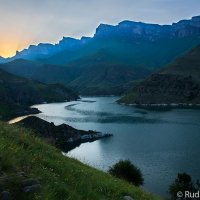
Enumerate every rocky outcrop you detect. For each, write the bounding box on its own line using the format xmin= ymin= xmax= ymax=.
xmin=0 ymin=172 xmax=41 ymax=199
xmin=0 ymin=191 xmax=11 ymax=200
xmin=122 ymin=196 xmax=134 ymax=200
xmin=3 ymin=15 xmax=200 ymax=63
xmin=17 ymin=116 xmax=112 ymax=151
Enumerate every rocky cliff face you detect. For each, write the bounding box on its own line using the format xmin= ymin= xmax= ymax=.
xmin=94 ymin=16 xmax=200 ymax=40
xmin=4 ymin=16 xmax=200 ymax=62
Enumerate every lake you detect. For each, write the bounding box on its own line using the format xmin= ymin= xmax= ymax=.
xmin=33 ymin=96 xmax=200 ymax=197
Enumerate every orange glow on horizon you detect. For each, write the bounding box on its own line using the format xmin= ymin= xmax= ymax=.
xmin=0 ymin=48 xmax=16 ymax=58
xmin=0 ymin=45 xmax=19 ymax=58
xmin=0 ymin=37 xmax=30 ymax=58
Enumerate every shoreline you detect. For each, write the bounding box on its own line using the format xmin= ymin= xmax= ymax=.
xmin=17 ymin=116 xmax=113 ymax=152
xmin=8 ymin=114 xmax=35 ymax=124
xmin=118 ymin=102 xmax=200 ymax=110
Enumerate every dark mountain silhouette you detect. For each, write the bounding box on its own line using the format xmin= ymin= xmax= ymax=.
xmin=119 ymin=45 xmax=200 ymax=105
xmin=0 ymin=51 xmax=150 ymax=95
xmin=0 ymin=68 xmax=78 ymax=120
xmin=3 ymin=16 xmax=200 ymax=68
xmin=0 ymin=59 xmax=74 ymax=85
xmin=67 ymin=50 xmax=151 ymax=95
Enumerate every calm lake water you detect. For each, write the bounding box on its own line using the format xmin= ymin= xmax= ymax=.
xmin=33 ymin=96 xmax=200 ymax=197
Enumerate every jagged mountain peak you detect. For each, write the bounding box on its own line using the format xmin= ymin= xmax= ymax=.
xmin=2 ymin=15 xmax=200 ymax=63
xmin=59 ymin=36 xmax=91 ymax=43
xmin=60 ymin=37 xmax=79 ymax=42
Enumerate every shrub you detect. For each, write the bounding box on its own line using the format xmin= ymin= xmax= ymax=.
xmin=108 ymin=160 xmax=143 ymax=186
xmin=169 ymin=173 xmax=200 ymax=200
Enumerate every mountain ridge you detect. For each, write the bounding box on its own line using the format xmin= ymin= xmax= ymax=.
xmin=0 ymin=51 xmax=151 ymax=95
xmin=0 ymin=68 xmax=78 ymax=120
xmin=95 ymin=15 xmax=200 ymax=40
xmin=1 ymin=16 xmax=200 ymax=95
xmin=1 ymin=15 xmax=200 ymax=63
xmin=119 ymin=44 xmax=200 ymax=105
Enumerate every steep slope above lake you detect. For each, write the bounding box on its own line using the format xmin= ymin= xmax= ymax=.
xmin=0 ymin=121 xmax=161 ymax=200
xmin=119 ymin=45 xmax=200 ymax=105
xmin=0 ymin=69 xmax=78 ymax=120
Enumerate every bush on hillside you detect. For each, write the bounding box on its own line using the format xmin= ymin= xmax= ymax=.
xmin=108 ymin=160 xmax=143 ymax=186
xmin=169 ymin=172 xmax=200 ymax=200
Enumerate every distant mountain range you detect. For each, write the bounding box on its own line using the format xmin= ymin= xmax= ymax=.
xmin=3 ymin=15 xmax=200 ymax=65
xmin=1 ymin=16 xmax=200 ymax=95
xmin=0 ymin=52 xmax=151 ymax=95
xmin=119 ymin=44 xmax=200 ymax=105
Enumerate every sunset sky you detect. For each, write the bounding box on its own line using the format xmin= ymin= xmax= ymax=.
xmin=0 ymin=0 xmax=200 ymax=58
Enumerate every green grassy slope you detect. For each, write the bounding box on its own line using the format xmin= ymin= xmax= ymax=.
xmin=160 ymin=44 xmax=200 ymax=79
xmin=0 ymin=121 xmax=161 ymax=200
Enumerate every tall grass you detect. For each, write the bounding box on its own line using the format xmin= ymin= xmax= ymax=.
xmin=0 ymin=121 xmax=161 ymax=200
